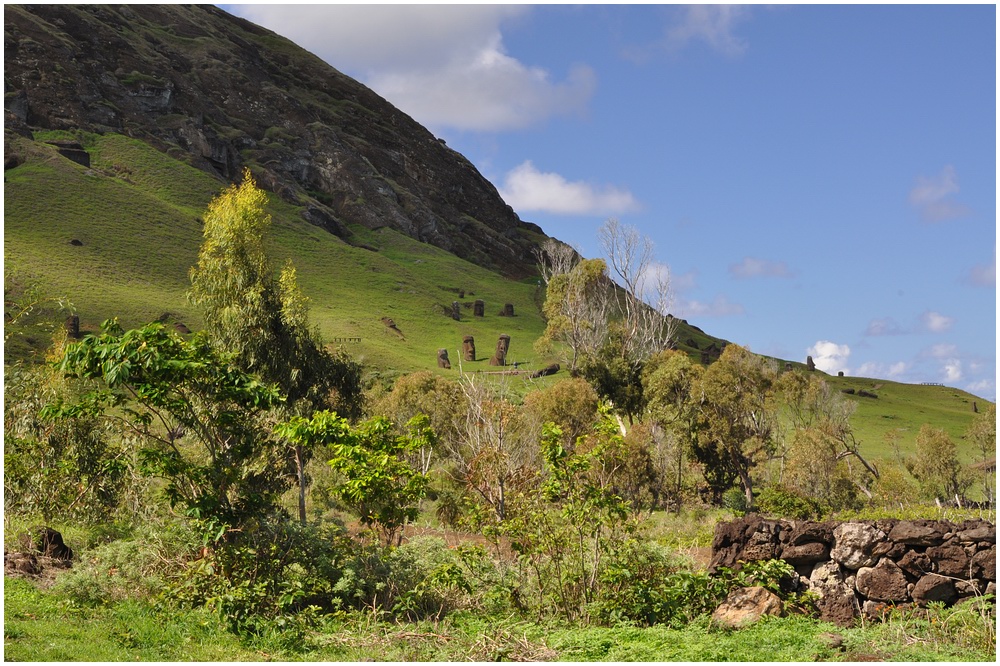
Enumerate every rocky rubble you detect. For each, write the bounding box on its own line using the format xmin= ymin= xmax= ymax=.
xmin=711 ymin=515 xmax=996 ymax=626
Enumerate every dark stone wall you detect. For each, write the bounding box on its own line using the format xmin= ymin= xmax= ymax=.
xmin=711 ymin=515 xmax=995 ymax=626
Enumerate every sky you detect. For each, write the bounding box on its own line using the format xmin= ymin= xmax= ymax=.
xmin=225 ymin=2 xmax=997 ymax=401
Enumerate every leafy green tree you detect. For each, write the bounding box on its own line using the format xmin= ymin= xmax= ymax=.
xmin=45 ymin=320 xmax=286 ymax=529
xmin=373 ymin=371 xmax=466 ymax=474
xmin=906 ymin=424 xmax=972 ymax=502
xmin=276 ymin=411 xmax=432 ymax=546
xmin=965 ymin=404 xmax=996 ymax=505
xmin=691 ymin=344 xmax=778 ymax=506
xmin=522 ymin=377 xmax=600 ymax=449
xmin=188 ymin=171 xmax=361 ymax=523
xmin=776 ymin=373 xmax=877 ymax=509
xmin=5 ymin=334 xmax=135 ymax=523
xmin=641 ymin=349 xmax=704 ymax=512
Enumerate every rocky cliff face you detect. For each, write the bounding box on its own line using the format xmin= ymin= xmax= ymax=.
xmin=4 ymin=4 xmax=544 ymax=276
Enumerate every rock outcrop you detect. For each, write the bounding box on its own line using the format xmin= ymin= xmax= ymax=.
xmin=4 ymin=4 xmax=545 ymax=277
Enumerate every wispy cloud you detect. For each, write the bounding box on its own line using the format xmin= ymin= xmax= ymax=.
xmin=919 ymin=310 xmax=954 ymax=333
xmin=728 ymin=257 xmax=792 ymax=280
xmin=807 ymin=340 xmax=851 ymax=374
xmin=498 ymin=161 xmax=640 ymax=215
xmin=864 ymin=317 xmax=905 ymax=337
xmin=676 ymin=295 xmax=745 ymax=318
xmin=908 ymin=165 xmax=970 ymax=222
xmin=856 ymin=360 xmax=908 ymax=380
xmin=925 ymin=343 xmax=959 ymax=359
xmin=665 ymin=5 xmax=751 ymax=56
xmin=965 ymin=253 xmax=996 ymax=287
xmin=228 ymin=5 xmax=595 ymax=132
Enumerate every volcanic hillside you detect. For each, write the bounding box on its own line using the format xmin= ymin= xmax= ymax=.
xmin=4 ymin=3 xmax=543 ymax=276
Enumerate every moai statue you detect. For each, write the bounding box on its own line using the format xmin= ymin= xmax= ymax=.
xmin=458 ymin=289 xmax=465 ymax=299
xmin=462 ymin=335 xmax=476 ymax=362
xmin=785 ymin=362 xmax=793 ymax=372
xmin=474 ymin=299 xmax=485 ymax=317
xmin=489 ymin=334 xmax=511 ymax=366
xmin=501 ymin=303 xmax=514 ymax=317
xmin=838 ymin=371 xmax=844 ymax=377
xmin=64 ymin=315 xmax=80 ymax=339
xmin=451 ymin=301 xmax=461 ymax=321
xmin=437 ymin=348 xmax=451 ymax=369
xmin=806 ymin=356 xmax=816 ymax=371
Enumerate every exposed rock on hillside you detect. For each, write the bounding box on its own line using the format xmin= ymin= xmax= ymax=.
xmin=4 ymin=4 xmax=544 ymax=276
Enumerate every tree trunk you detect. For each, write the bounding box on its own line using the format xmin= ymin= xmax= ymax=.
xmin=295 ymin=444 xmax=306 ymax=525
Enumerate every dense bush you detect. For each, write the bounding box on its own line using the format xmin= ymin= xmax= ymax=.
xmin=755 ymin=484 xmax=825 ymax=520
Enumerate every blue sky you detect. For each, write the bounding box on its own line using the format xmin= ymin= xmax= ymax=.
xmin=226 ymin=3 xmax=997 ymax=400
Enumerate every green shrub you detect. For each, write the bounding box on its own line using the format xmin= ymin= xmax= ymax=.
xmin=722 ymin=487 xmax=749 ymax=515
xmin=755 ymin=485 xmax=824 ymax=520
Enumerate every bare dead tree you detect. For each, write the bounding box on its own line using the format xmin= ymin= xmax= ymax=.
xmin=534 ymin=238 xmax=580 ymax=286
xmin=598 ymin=218 xmax=675 ymax=362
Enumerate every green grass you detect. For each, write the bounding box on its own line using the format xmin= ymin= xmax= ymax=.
xmin=5 ymin=579 xmax=992 ymax=661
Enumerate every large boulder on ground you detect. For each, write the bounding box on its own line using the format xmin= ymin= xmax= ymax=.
xmin=831 ymin=523 xmax=886 ymax=570
xmin=711 ymin=586 xmax=783 ymax=628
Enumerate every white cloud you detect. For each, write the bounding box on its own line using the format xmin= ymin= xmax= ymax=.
xmin=675 ymin=295 xmax=745 ymax=318
xmin=920 ymin=310 xmax=954 ymax=333
xmin=807 ymin=340 xmax=851 ymax=374
xmin=498 ymin=161 xmax=640 ymax=216
xmin=864 ymin=317 xmax=905 ymax=337
xmin=908 ymin=165 xmax=970 ymax=222
xmin=728 ymin=257 xmax=792 ymax=279
xmin=228 ymin=5 xmax=595 ymax=132
xmin=942 ymin=359 xmax=963 ymax=383
xmin=665 ymin=5 xmax=751 ymax=56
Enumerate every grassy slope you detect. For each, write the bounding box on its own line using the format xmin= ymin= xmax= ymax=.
xmin=4 ymin=132 xmax=554 ymax=381
xmin=4 ymin=131 xmax=989 ymax=454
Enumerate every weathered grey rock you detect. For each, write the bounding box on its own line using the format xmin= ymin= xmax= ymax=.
xmin=912 ymin=574 xmax=957 ymax=606
xmin=711 ymin=586 xmax=783 ymax=628
xmin=856 ymin=559 xmax=909 ymax=602
xmin=807 ymin=561 xmax=858 ymax=627
xmin=955 ymin=525 xmax=995 ymax=544
xmin=831 ymin=523 xmax=886 ymax=570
